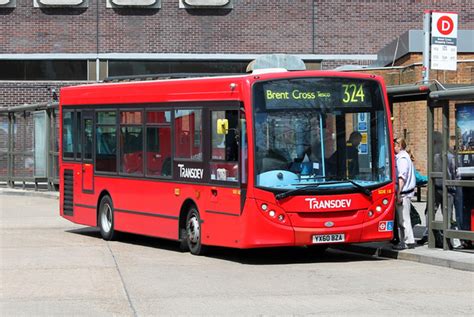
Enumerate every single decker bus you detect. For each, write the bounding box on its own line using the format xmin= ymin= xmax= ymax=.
xmin=60 ymin=68 xmax=396 ymax=255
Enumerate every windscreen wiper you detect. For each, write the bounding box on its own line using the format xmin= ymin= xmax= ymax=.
xmin=275 ymin=184 xmax=322 ymax=200
xmin=274 ymin=178 xmax=372 ymax=200
xmin=327 ymin=177 xmax=372 ymax=197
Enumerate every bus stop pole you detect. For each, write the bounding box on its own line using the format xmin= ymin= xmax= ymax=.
xmin=442 ymin=100 xmax=450 ymax=250
xmin=422 ymin=11 xmax=431 ymax=84
xmin=7 ymin=112 xmax=13 ymax=188
xmin=427 ymin=98 xmax=435 ymax=248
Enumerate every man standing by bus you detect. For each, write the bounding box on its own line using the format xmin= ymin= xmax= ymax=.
xmin=393 ymin=138 xmax=416 ymax=250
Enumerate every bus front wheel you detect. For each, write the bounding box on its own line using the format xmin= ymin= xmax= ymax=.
xmin=186 ymin=207 xmax=206 ymax=255
xmin=98 ymin=195 xmax=116 ymax=241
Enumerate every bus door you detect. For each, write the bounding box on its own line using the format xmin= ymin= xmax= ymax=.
xmin=81 ymin=111 xmax=94 ymax=193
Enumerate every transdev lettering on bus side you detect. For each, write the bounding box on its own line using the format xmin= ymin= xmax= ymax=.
xmin=178 ymin=164 xmax=204 ymax=179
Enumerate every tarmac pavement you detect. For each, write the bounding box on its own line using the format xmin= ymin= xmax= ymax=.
xmin=1 ymin=188 xmax=473 ymax=316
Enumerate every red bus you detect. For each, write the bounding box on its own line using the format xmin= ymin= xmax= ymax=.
xmin=60 ymin=69 xmax=396 ymax=255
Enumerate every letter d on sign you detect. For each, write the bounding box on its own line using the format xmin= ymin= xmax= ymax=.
xmin=437 ymin=16 xmax=454 ymax=35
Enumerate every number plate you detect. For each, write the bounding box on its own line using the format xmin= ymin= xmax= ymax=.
xmin=312 ymin=233 xmax=345 ymax=244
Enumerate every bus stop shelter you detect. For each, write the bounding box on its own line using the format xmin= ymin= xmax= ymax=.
xmin=0 ymin=102 xmax=59 ymax=191
xmin=388 ymin=83 xmax=474 ymax=250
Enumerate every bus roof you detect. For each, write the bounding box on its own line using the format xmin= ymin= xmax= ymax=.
xmin=60 ymin=70 xmax=383 ymax=106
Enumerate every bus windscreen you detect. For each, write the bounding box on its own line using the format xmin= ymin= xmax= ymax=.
xmin=253 ymin=77 xmax=392 ymax=191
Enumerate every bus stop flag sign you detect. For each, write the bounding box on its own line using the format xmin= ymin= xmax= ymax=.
xmin=431 ymin=12 xmax=458 ymax=71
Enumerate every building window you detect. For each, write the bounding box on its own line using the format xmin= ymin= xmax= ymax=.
xmin=106 ymin=0 xmax=161 ymax=8
xmin=179 ymin=0 xmax=232 ymax=9
xmin=34 ymin=0 xmax=88 ymax=8
xmin=108 ymin=60 xmax=248 ymax=77
xmin=0 ymin=0 xmax=16 ymax=8
xmin=0 ymin=60 xmax=87 ymax=81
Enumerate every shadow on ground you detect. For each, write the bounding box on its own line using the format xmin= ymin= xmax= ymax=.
xmin=66 ymin=227 xmax=385 ymax=265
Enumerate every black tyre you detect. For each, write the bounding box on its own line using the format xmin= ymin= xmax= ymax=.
xmin=98 ymin=195 xmax=116 ymax=241
xmin=185 ymin=207 xmax=206 ymax=255
xmin=179 ymin=228 xmax=189 ymax=252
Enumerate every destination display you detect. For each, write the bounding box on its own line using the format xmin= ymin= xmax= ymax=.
xmin=260 ymin=78 xmax=376 ymax=110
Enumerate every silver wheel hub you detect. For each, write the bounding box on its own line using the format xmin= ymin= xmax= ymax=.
xmin=187 ymin=215 xmax=200 ymax=244
xmin=101 ymin=203 xmax=112 ymax=233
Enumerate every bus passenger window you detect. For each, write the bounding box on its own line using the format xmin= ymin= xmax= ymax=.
xmin=62 ymin=111 xmax=74 ymax=159
xmin=96 ymin=111 xmax=117 ymax=173
xmin=210 ymin=110 xmax=239 ymax=182
xmin=146 ymin=126 xmax=171 ymax=177
xmin=76 ymin=112 xmax=82 ymax=159
xmin=174 ymin=109 xmax=202 ymax=160
xmin=120 ymin=126 xmax=143 ymax=175
xmin=84 ymin=118 xmax=93 ymax=160
xmin=146 ymin=111 xmax=171 ymax=177
xmin=120 ymin=111 xmax=143 ymax=175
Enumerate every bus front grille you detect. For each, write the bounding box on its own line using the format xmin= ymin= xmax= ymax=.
xmin=63 ymin=169 xmax=74 ymax=216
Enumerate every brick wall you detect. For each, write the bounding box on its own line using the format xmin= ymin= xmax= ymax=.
xmin=1 ymin=0 xmax=313 ymax=54
xmin=2 ymin=1 xmax=472 ymax=55
xmin=0 ymin=82 xmax=85 ymax=107
xmin=314 ymin=0 xmax=474 ymax=54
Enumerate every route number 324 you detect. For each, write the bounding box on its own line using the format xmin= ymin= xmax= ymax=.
xmin=342 ymin=84 xmax=365 ymax=103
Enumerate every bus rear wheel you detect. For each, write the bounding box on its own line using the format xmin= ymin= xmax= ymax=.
xmin=98 ymin=195 xmax=116 ymax=241
xmin=185 ymin=207 xmax=206 ymax=255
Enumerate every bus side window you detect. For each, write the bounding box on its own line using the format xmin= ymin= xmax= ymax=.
xmin=62 ymin=110 xmax=74 ymax=159
xmin=174 ymin=109 xmax=202 ymax=160
xmin=210 ymin=110 xmax=239 ymax=182
xmin=146 ymin=110 xmax=171 ymax=177
xmin=96 ymin=111 xmax=117 ymax=173
xmin=120 ymin=111 xmax=143 ymax=176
